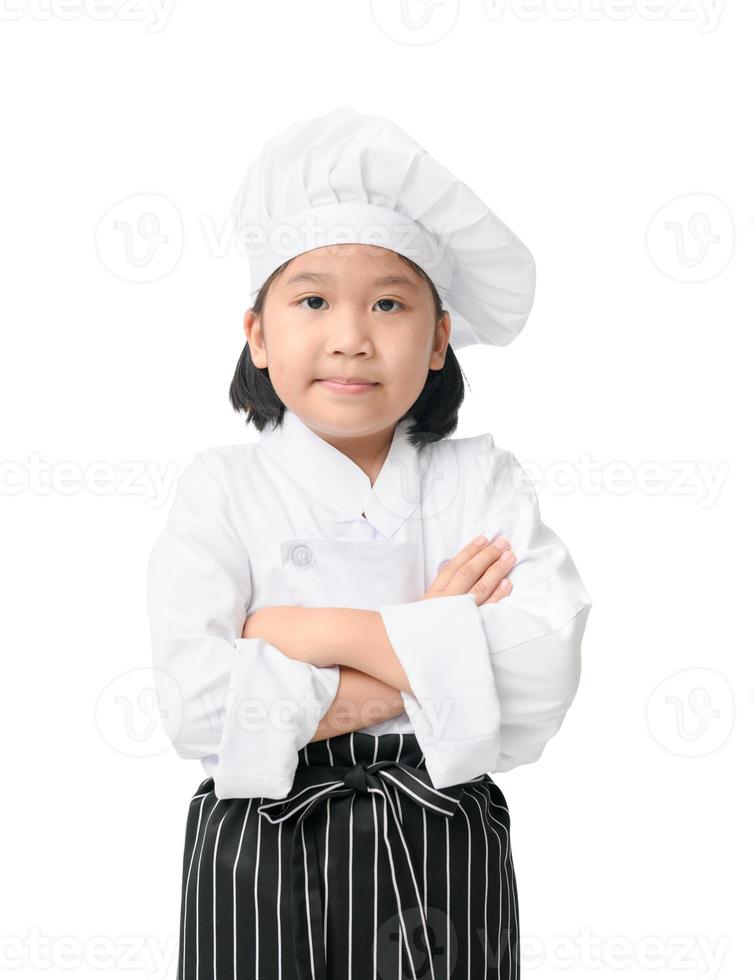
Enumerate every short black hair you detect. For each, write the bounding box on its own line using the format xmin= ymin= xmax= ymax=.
xmin=229 ymin=251 xmax=467 ymax=450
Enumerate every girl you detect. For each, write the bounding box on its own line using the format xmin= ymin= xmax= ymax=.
xmin=147 ymin=105 xmax=591 ymax=980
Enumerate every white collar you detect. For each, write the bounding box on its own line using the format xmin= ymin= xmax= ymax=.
xmin=256 ymin=408 xmax=424 ymax=537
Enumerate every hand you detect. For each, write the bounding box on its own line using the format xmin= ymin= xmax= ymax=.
xmin=421 ymin=535 xmax=517 ymax=606
xmin=242 ymin=606 xmax=270 ymax=640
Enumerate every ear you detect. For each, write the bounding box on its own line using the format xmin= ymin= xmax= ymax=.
xmin=243 ymin=308 xmax=268 ymax=370
xmin=429 ymin=311 xmax=451 ymax=371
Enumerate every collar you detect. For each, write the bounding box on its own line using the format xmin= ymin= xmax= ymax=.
xmin=256 ymin=409 xmax=424 ymax=537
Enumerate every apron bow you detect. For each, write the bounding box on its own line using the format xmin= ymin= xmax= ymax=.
xmin=258 ymin=757 xmax=485 ymax=980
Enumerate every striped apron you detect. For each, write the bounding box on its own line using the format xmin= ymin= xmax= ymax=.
xmin=177 ymin=731 xmax=519 ymax=979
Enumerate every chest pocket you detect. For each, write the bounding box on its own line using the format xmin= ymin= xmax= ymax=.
xmin=281 ymin=536 xmax=424 ymax=610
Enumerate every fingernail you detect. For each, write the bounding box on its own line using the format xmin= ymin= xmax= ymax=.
xmin=492 ymin=536 xmax=509 ymax=550
xmin=474 ymin=535 xmax=488 ymax=545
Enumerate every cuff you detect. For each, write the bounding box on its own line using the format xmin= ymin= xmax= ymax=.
xmin=378 ymin=592 xmax=503 ymax=788
xmin=214 ymin=638 xmax=340 ymax=800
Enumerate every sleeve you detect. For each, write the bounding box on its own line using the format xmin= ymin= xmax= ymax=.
xmin=146 ymin=451 xmax=341 ymax=800
xmin=377 ymin=436 xmax=592 ymax=789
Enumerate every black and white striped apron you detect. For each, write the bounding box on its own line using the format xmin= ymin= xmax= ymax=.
xmin=176 ymin=731 xmax=519 ymax=979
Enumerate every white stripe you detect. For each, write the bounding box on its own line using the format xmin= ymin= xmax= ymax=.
xmin=445 ymin=818 xmax=451 ymax=980
xmin=375 ymin=792 xmax=415 ymax=980
xmin=259 ymin=780 xmax=343 ymax=822
xmin=422 ymin=809 xmax=428 ymax=917
xmin=456 ymin=798 xmax=472 ymax=980
xmin=464 ymin=793 xmax=490 ymax=977
xmin=468 ymin=786 xmax=506 ymax=980
xmin=182 ymin=793 xmax=208 ymax=980
xmin=379 ymin=786 xmax=437 ymax=980
xmin=231 ymin=801 xmax=252 ymax=980
xmin=212 ymin=806 xmax=230 ymax=980
xmin=324 ymin=797 xmax=332 ymax=960
xmin=300 ymin=817 xmax=317 ymax=980
xmin=348 ymin=793 xmax=355 ymax=980
xmin=378 ymin=770 xmax=456 ymax=818
xmin=472 ymin=784 xmax=514 ymax=980
xmin=371 ymin=792 xmax=379 ymax=980
xmin=254 ymin=811 xmax=262 ymax=980
xmin=195 ymin=798 xmax=221 ymax=980
xmin=276 ymin=822 xmax=283 ymax=980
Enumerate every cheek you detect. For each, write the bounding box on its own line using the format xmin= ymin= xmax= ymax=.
xmin=384 ymin=333 xmax=432 ymax=382
xmin=267 ymin=327 xmax=315 ymax=379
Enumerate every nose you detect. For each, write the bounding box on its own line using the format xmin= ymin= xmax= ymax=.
xmin=325 ymin=305 xmax=374 ymax=356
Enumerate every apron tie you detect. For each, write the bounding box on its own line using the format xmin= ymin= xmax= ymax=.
xmin=258 ymin=758 xmax=485 ymax=980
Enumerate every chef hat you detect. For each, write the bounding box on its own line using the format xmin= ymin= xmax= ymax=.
xmin=230 ymin=105 xmax=536 ymax=350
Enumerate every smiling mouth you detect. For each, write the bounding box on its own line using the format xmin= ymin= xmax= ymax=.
xmin=315 ymin=379 xmax=379 ymax=393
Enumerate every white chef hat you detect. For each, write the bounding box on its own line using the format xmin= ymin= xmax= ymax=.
xmin=230 ymin=105 xmax=536 ymax=350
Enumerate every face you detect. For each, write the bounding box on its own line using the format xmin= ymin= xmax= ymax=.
xmin=243 ymin=243 xmax=451 ymax=441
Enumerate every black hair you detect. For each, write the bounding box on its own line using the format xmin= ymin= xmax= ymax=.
xmin=228 ymin=252 xmax=467 ymax=449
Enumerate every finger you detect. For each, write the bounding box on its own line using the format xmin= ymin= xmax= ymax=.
xmin=481 ymin=577 xmax=514 ymax=604
xmin=429 ymin=535 xmax=492 ymax=592
xmin=467 ymin=550 xmax=517 ymax=604
xmin=446 ymin=538 xmax=513 ymax=593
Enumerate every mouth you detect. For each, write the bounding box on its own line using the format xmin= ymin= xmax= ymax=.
xmin=315 ymin=378 xmax=379 ymax=394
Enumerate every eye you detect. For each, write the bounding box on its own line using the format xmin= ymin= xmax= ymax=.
xmin=374 ymin=298 xmax=404 ymax=313
xmin=297 ymin=295 xmax=328 ymax=311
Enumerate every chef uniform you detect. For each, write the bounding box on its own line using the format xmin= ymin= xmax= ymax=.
xmin=146 ymin=105 xmax=592 ymax=980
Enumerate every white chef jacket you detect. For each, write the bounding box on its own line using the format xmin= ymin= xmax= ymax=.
xmin=146 ymin=408 xmax=592 ymax=801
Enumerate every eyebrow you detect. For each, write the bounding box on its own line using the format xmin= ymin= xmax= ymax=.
xmin=283 ymin=271 xmax=419 ymax=291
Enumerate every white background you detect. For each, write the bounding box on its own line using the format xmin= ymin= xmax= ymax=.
xmin=1 ymin=2 xmax=750 ymax=977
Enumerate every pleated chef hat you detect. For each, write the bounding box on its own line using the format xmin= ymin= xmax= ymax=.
xmin=230 ymin=105 xmax=536 ymax=350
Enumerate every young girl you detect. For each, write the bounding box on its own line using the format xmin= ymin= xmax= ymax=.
xmin=147 ymin=105 xmax=591 ymax=980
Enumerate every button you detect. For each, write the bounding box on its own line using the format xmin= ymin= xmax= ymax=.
xmin=291 ymin=544 xmax=313 ymax=567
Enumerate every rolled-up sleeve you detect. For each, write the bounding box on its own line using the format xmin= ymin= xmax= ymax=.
xmin=146 ymin=452 xmax=340 ymax=800
xmin=378 ymin=437 xmax=591 ymax=789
